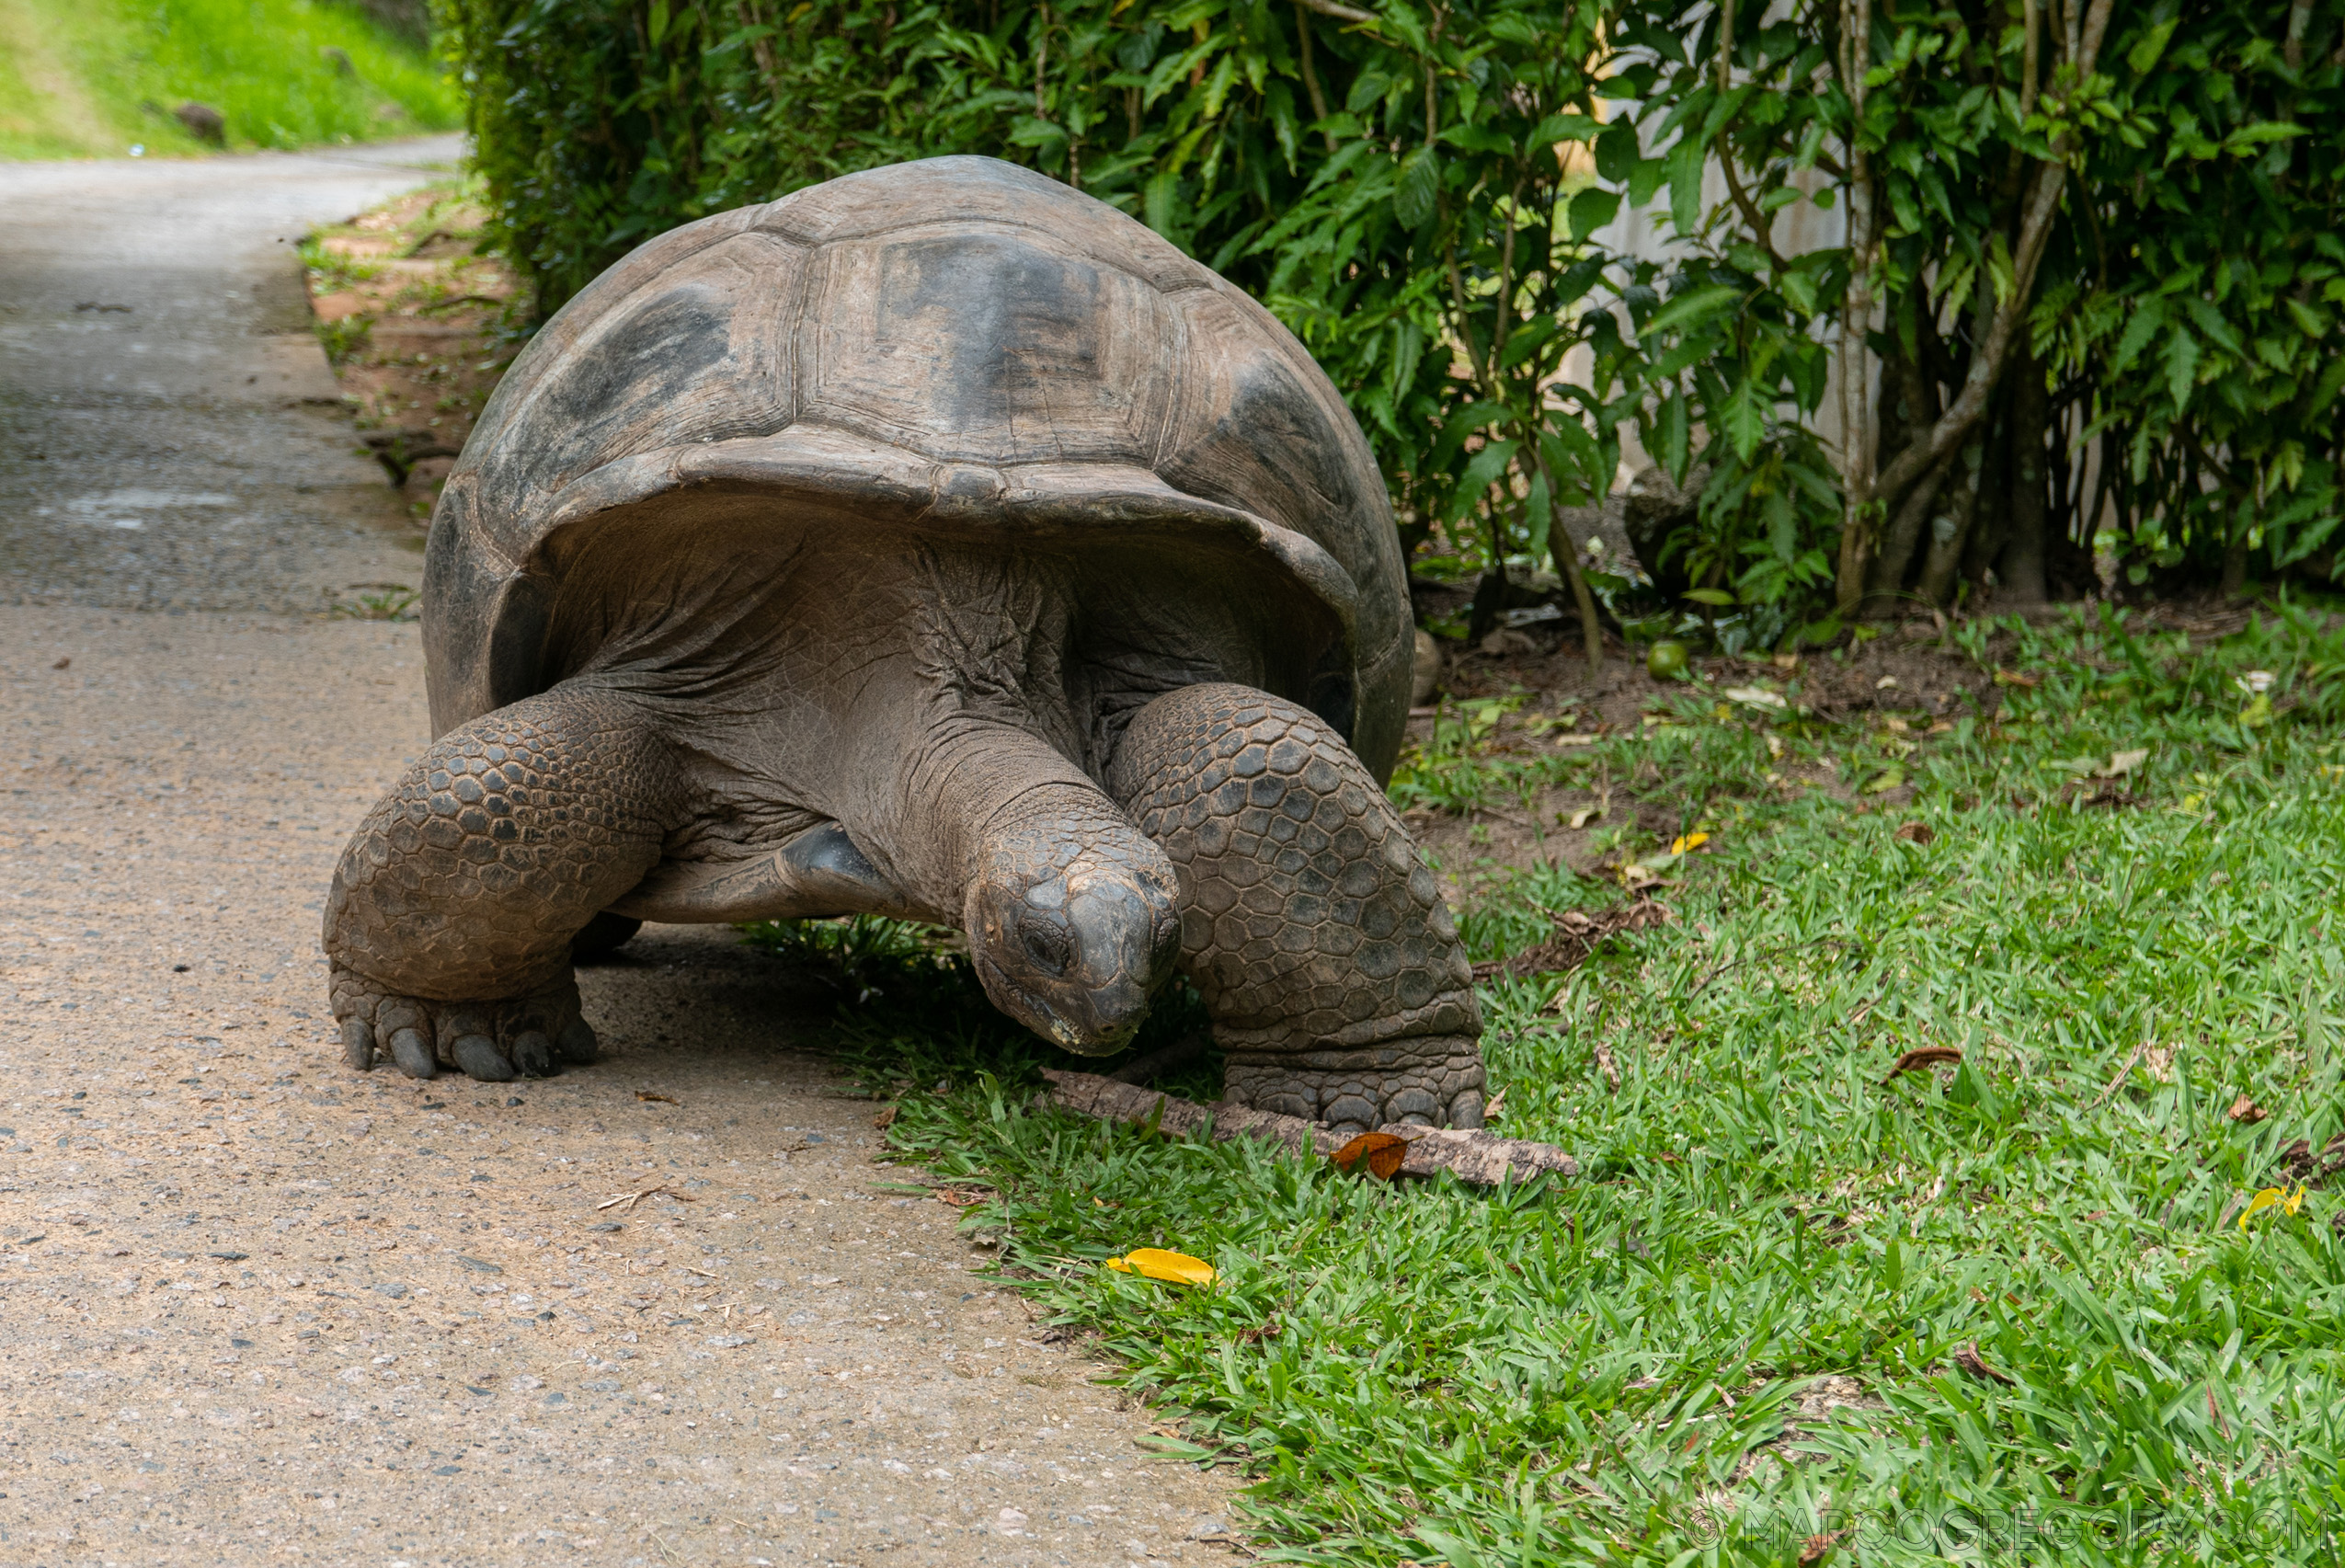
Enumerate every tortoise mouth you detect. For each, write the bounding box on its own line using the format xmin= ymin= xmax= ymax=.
xmin=973 ymin=951 xmax=1145 ymax=1056
xmin=967 ymin=864 xmax=1181 ymax=1055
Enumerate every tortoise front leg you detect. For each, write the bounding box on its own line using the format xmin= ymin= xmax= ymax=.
xmin=1107 ymin=683 xmax=1484 ymax=1133
xmin=324 ymin=684 xmax=684 ymax=1080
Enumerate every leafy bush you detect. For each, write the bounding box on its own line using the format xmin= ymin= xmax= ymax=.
xmin=440 ymin=0 xmax=2345 ymax=638
xmin=440 ymin=0 xmax=1633 ymax=647
xmin=1606 ymin=0 xmax=2345 ymax=615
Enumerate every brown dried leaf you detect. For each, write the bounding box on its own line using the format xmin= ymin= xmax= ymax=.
xmin=1799 ymin=1529 xmax=1849 ymax=1565
xmin=1893 ymin=820 xmax=1936 ymax=844
xmin=1882 ymin=1047 xmax=1963 ymax=1084
xmin=635 ymin=1090 xmax=680 ymax=1105
xmin=1331 ymin=1130 xmax=1408 ymax=1180
xmin=2227 ymin=1093 xmax=2269 ymax=1125
xmin=1952 ymin=1342 xmax=2016 ymax=1386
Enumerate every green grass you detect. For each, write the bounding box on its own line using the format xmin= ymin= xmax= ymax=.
xmin=759 ymin=599 xmax=2345 ymax=1567
xmin=0 ymin=0 xmax=460 ymax=160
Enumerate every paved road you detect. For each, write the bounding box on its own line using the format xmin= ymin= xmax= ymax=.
xmin=0 ymin=143 xmax=1234 ymax=1565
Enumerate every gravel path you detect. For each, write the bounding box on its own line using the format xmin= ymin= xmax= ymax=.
xmin=0 ymin=144 xmax=1234 ymax=1565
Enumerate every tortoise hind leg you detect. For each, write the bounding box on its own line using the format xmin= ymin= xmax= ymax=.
xmin=1106 ymin=683 xmax=1484 ymax=1133
xmin=324 ymin=684 xmax=684 ymax=1080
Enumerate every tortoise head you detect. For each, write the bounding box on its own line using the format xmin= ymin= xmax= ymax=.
xmin=965 ymin=806 xmax=1182 ymax=1056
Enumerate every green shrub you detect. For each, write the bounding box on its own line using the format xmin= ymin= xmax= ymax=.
xmin=440 ymin=0 xmax=1630 ymax=648
xmin=439 ymin=0 xmax=2345 ymax=636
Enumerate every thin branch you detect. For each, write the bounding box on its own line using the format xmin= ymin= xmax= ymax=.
xmin=2284 ymin=1 xmax=2312 ymax=68
xmin=1833 ymin=0 xmax=1881 ymax=610
xmin=1294 ymin=0 xmax=1378 ymax=23
xmin=1293 ymin=5 xmax=1336 ymax=150
xmin=1532 ymin=446 xmax=1607 ymax=675
xmin=2020 ymin=0 xmax=2041 ymax=119
xmin=1717 ymin=142 xmax=1789 ymax=272
xmin=1493 ymin=171 xmax=1525 ymax=368
xmin=1421 ymin=4 xmax=1445 ymax=150
xmin=1039 ymin=1070 xmax=1580 ymax=1185
xmin=1444 ymin=248 xmax=1493 ymax=391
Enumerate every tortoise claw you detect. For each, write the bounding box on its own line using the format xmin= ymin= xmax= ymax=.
xmin=509 ymin=1030 xmax=555 ymax=1078
xmin=388 ymin=1026 xmax=437 ymax=1080
xmin=452 ymin=1034 xmax=515 ymax=1082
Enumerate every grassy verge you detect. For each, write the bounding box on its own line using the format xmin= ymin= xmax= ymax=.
xmin=0 ymin=0 xmax=459 ymax=160
xmin=758 ymin=600 xmax=2345 ymax=1567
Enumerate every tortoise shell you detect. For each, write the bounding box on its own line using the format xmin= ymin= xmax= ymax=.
xmin=421 ymin=155 xmax=1412 ymax=776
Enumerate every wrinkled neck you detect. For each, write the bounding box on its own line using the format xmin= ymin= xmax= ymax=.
xmin=893 ymin=719 xmax=1142 ymax=911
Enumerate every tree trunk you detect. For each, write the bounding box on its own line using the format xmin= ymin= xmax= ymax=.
xmin=1528 ymin=448 xmax=1604 ymax=674
xmin=1854 ymin=0 xmax=2113 ymax=586
xmin=2222 ymin=528 xmax=2251 ymax=598
xmin=1467 ymin=555 xmax=1509 ymax=643
xmin=1996 ymin=341 xmax=2053 ymax=604
xmin=1830 ymin=0 xmax=1879 ymax=613
xmin=1863 ymin=449 xmax=1956 ymax=612
xmin=1916 ymin=431 xmax=1986 ymax=608
xmin=1962 ymin=401 xmax=2015 ymax=588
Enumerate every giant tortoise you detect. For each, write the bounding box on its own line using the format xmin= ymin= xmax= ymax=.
xmin=322 ymin=155 xmax=1484 ymax=1133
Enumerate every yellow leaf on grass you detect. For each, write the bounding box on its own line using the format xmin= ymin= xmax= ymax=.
xmin=1669 ymin=831 xmax=1710 ymax=856
xmin=1105 ymin=1248 xmax=1216 ymax=1286
xmin=2238 ymin=1185 xmax=2308 ymax=1230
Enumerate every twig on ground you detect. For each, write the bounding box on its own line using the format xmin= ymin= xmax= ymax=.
xmin=2088 ymin=1043 xmax=2145 ymax=1109
xmin=597 ymin=1184 xmax=696 ymax=1212
xmin=359 ymin=428 xmax=462 ymax=486
xmin=1038 ymin=1070 xmax=1577 ymax=1185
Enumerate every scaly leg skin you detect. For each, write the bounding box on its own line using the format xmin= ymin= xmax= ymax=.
xmin=1108 ymin=683 xmax=1484 ymax=1134
xmin=324 ymin=684 xmax=685 ymax=1081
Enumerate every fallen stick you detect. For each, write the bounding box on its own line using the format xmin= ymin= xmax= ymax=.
xmin=1039 ymin=1070 xmax=1578 ymax=1185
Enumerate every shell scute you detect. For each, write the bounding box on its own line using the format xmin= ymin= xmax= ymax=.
xmin=427 ymin=156 xmax=1410 ymax=773
xmin=798 ymin=227 xmax=1174 ymax=467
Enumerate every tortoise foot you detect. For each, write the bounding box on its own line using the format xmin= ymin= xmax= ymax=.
xmin=329 ymin=963 xmax=597 ymax=1082
xmin=1221 ymin=1037 xmax=1484 ymax=1135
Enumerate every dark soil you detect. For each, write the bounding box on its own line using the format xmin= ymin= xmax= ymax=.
xmin=1397 ymin=598 xmax=2261 ymax=901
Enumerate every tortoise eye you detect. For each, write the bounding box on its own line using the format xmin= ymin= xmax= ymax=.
xmin=1018 ymin=918 xmax=1073 ymax=978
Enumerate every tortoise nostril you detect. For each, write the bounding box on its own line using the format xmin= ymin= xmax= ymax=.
xmin=1018 ymin=917 xmax=1073 ymax=978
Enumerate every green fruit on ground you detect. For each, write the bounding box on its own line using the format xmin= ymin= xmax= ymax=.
xmin=1646 ymin=640 xmax=1690 ymax=680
